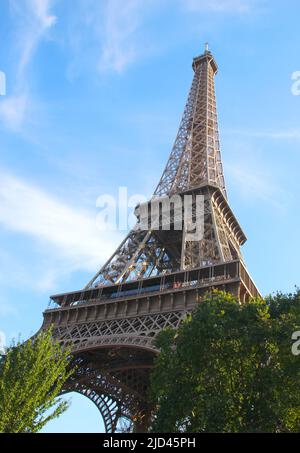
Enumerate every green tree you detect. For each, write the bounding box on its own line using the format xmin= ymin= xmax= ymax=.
xmin=150 ymin=290 xmax=300 ymax=433
xmin=0 ymin=328 xmax=74 ymax=433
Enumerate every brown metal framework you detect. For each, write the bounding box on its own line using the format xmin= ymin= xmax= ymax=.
xmin=40 ymin=46 xmax=260 ymax=432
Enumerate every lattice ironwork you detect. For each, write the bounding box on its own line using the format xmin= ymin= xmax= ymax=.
xmin=69 ymin=389 xmax=126 ymax=433
xmin=154 ymin=51 xmax=226 ymax=198
xmin=62 ymin=348 xmax=155 ymax=433
xmin=86 ymin=228 xmax=181 ymax=289
xmin=53 ymin=310 xmax=186 ymax=352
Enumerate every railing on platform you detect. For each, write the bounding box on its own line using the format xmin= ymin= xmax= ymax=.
xmin=46 ymin=260 xmax=245 ymax=310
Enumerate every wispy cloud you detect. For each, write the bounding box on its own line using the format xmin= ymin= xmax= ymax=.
xmin=71 ymin=0 xmax=258 ymax=77
xmin=68 ymin=0 xmax=157 ymax=76
xmin=13 ymin=0 xmax=57 ymax=76
xmin=0 ymin=171 xmax=121 ymax=291
xmin=0 ymin=0 xmax=57 ymax=130
xmin=98 ymin=0 xmax=145 ymax=73
xmin=224 ymin=129 xmax=300 ymax=140
xmin=0 ymin=94 xmax=29 ymax=131
xmin=183 ymin=0 xmax=256 ymax=13
xmin=225 ymin=156 xmax=288 ymax=209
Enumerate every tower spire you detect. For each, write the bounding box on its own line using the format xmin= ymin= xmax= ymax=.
xmin=154 ymin=48 xmax=227 ymax=199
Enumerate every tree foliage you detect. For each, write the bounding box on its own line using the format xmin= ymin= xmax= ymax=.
xmin=0 ymin=328 xmax=74 ymax=433
xmin=150 ymin=290 xmax=300 ymax=433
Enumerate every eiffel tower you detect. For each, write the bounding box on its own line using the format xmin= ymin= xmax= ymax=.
xmin=42 ymin=45 xmax=260 ymax=433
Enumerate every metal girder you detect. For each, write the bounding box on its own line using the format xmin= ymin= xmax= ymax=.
xmin=70 ymin=388 xmax=126 ymax=433
xmin=62 ymin=348 xmax=156 ymax=433
xmin=86 ymin=227 xmax=181 ymax=289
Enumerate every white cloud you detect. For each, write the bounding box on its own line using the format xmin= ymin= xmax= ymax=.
xmin=225 ymin=129 xmax=300 ymax=140
xmin=0 ymin=1 xmax=57 ymax=130
xmin=69 ymin=0 xmax=156 ymax=75
xmin=0 ymin=95 xmax=29 ymax=131
xmin=225 ymin=158 xmax=287 ymax=209
xmin=16 ymin=0 xmax=57 ymax=76
xmin=29 ymin=0 xmax=57 ymax=28
xmin=0 ymin=171 xmax=122 ymax=291
xmin=183 ymin=0 xmax=255 ymax=12
xmin=98 ymin=0 xmax=143 ymax=73
xmin=68 ymin=0 xmax=259 ymax=77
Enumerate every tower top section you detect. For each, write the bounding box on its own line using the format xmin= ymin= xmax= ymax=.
xmin=192 ymin=43 xmax=218 ymax=74
xmin=154 ymin=43 xmax=225 ymax=198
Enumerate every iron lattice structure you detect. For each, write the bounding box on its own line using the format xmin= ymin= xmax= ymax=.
xmin=41 ymin=47 xmax=261 ymax=432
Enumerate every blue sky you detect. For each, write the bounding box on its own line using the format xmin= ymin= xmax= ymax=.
xmin=1 ymin=0 xmax=300 ymax=433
